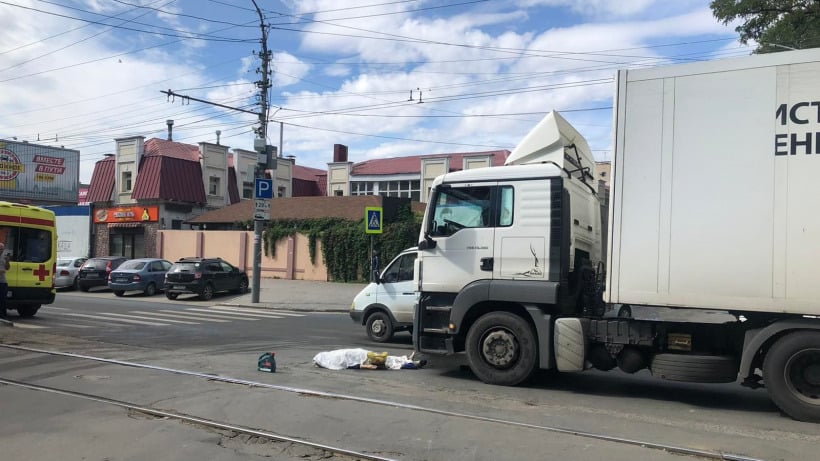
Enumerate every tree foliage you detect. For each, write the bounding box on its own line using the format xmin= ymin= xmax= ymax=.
xmin=710 ymin=0 xmax=820 ymax=53
xmin=260 ymin=204 xmax=421 ymax=282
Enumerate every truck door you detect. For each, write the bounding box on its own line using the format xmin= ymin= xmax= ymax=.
xmin=493 ymin=179 xmax=552 ymax=282
xmin=420 ymin=182 xmax=496 ymax=293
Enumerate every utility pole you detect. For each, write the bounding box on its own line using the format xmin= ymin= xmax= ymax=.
xmin=160 ymin=1 xmax=272 ymax=303
xmin=251 ymin=0 xmax=271 ymax=303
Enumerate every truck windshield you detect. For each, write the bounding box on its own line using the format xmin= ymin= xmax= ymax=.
xmin=429 ymin=186 xmax=492 ymax=237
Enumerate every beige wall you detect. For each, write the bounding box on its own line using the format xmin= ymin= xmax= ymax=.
xmin=114 ymin=136 xmax=144 ymax=205
xmin=157 ymin=229 xmax=329 ymax=281
xmin=327 ymin=162 xmax=351 ymax=196
xmin=421 ymin=158 xmax=449 ymax=202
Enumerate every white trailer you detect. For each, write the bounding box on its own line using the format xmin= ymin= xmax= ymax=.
xmin=414 ymin=48 xmax=820 ymax=422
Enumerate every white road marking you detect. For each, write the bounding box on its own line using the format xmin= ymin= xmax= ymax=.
xmin=103 ymin=312 xmax=200 ymax=325
xmin=185 ymin=307 xmax=284 ymax=319
xmin=137 ymin=311 xmax=232 ymax=323
xmin=56 ymin=312 xmax=170 ymax=326
xmin=210 ymin=305 xmax=306 ymax=317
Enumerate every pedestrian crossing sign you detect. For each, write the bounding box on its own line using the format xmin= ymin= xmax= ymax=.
xmin=365 ymin=207 xmax=383 ymax=234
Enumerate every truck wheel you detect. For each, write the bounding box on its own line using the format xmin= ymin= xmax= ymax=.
xmin=617 ymin=305 xmax=632 ymax=318
xmin=763 ymin=331 xmax=820 ymax=422
xmin=650 ymin=353 xmax=738 ymax=383
xmin=366 ymin=311 xmax=394 ymax=342
xmin=16 ymin=304 xmax=40 ymax=318
xmin=466 ymin=311 xmax=537 ymax=386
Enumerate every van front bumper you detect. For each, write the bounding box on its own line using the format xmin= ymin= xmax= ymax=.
xmin=349 ymin=311 xmax=363 ymax=324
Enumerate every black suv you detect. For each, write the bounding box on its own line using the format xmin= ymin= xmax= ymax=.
xmin=164 ymin=257 xmax=249 ymax=300
xmin=78 ymin=256 xmax=128 ymax=291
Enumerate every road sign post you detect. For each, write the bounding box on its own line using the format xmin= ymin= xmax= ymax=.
xmin=365 ymin=207 xmax=383 ymax=282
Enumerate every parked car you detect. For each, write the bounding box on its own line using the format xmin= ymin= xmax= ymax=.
xmin=77 ymin=256 xmax=128 ymax=292
xmin=350 ymin=247 xmax=417 ymax=342
xmin=54 ymin=256 xmax=88 ymax=290
xmin=108 ymin=258 xmax=173 ymax=297
xmin=164 ymin=257 xmax=249 ymax=301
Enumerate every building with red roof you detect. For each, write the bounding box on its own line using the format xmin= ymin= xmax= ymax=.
xmin=326 ymin=144 xmax=509 ymax=203
xmin=85 ymin=124 xmax=322 ymax=258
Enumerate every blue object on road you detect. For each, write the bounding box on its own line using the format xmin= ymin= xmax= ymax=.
xmin=257 ymin=352 xmax=276 ymax=372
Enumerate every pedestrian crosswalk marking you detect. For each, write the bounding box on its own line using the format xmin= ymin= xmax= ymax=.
xmin=208 ymin=306 xmax=306 ymax=317
xmin=57 ymin=312 xmax=170 ymax=326
xmin=186 ymin=307 xmax=285 ymax=319
xmin=102 ymin=312 xmax=200 ymax=325
xmin=7 ymin=322 xmax=47 ymax=329
xmin=143 ymin=311 xmax=232 ymax=322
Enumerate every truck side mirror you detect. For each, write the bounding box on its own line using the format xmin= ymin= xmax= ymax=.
xmin=418 ymin=233 xmax=437 ymax=250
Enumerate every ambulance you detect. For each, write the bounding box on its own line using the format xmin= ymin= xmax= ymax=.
xmin=0 ymin=201 xmax=57 ymax=317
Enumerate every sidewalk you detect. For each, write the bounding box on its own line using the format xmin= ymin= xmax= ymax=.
xmin=216 ymin=278 xmax=368 ymax=313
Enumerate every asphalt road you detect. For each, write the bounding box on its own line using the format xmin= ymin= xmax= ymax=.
xmin=1 ymin=289 xmax=818 ymax=460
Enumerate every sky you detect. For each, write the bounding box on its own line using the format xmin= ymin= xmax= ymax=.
xmin=0 ymin=0 xmax=751 ymax=183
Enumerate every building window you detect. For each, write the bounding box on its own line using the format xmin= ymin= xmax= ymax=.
xmin=350 ymin=181 xmax=372 ymax=196
xmin=242 ymin=181 xmax=253 ymax=199
xmin=171 ymin=219 xmax=183 ymax=230
xmin=209 ymin=176 xmax=220 ymax=196
xmin=351 ymin=180 xmax=420 ymax=200
xmin=334 ymin=189 xmax=343 ymax=196
xmin=278 ymin=186 xmax=286 ymax=198
xmin=122 ymin=171 xmax=132 ymax=192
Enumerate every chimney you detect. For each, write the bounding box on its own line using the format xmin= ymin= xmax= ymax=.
xmin=286 ymin=154 xmax=295 ymax=164
xmin=333 ymin=144 xmax=348 ymax=162
xmin=166 ymin=119 xmax=174 ymax=141
xmin=215 ymin=130 xmax=221 ymax=145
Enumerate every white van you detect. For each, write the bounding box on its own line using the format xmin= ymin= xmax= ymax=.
xmin=349 ymin=247 xmax=417 ymax=342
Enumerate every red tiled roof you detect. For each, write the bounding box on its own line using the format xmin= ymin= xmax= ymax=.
xmin=144 ymin=138 xmax=199 ymax=161
xmin=293 ymin=164 xmax=325 ymax=181
xmin=316 ymin=173 xmax=327 ymax=196
xmin=291 ymin=164 xmax=325 ymax=197
xmin=86 ymin=156 xmax=115 ymax=202
xmin=132 ymin=156 xmax=207 ymax=204
xmin=351 ymin=150 xmax=509 ymax=176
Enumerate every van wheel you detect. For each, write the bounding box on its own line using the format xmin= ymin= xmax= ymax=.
xmin=113 ymin=290 xmax=124 ymax=297
xmin=199 ymin=283 xmax=214 ymax=301
xmin=16 ymin=304 xmax=40 ymax=318
xmin=763 ymin=331 xmax=820 ymax=422
xmin=466 ymin=312 xmax=537 ymax=386
xmin=144 ymin=283 xmax=156 ymax=296
xmin=366 ymin=311 xmax=394 ymax=342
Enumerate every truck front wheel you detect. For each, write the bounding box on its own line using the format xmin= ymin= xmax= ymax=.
xmin=763 ymin=331 xmax=820 ymax=422
xmin=466 ymin=311 xmax=537 ymax=386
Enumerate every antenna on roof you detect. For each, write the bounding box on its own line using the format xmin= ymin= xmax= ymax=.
xmin=166 ymin=120 xmax=174 ymax=141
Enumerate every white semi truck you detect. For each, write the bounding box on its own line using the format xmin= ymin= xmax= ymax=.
xmin=414 ymin=48 xmax=820 ymax=422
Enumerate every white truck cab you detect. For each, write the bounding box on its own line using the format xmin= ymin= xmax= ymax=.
xmin=350 ymin=247 xmax=418 ymax=342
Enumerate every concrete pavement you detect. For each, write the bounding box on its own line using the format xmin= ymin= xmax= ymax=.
xmin=217 ymin=278 xmax=368 ymax=312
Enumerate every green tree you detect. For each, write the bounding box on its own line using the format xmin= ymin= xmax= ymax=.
xmin=710 ymin=0 xmax=820 ymax=52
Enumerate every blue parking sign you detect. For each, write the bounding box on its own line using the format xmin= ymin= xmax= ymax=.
xmin=365 ymin=207 xmax=383 ymax=234
xmin=255 ymin=178 xmax=273 ymax=199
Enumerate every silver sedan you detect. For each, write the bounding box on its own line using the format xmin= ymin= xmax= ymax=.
xmin=54 ymin=257 xmax=88 ymax=290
